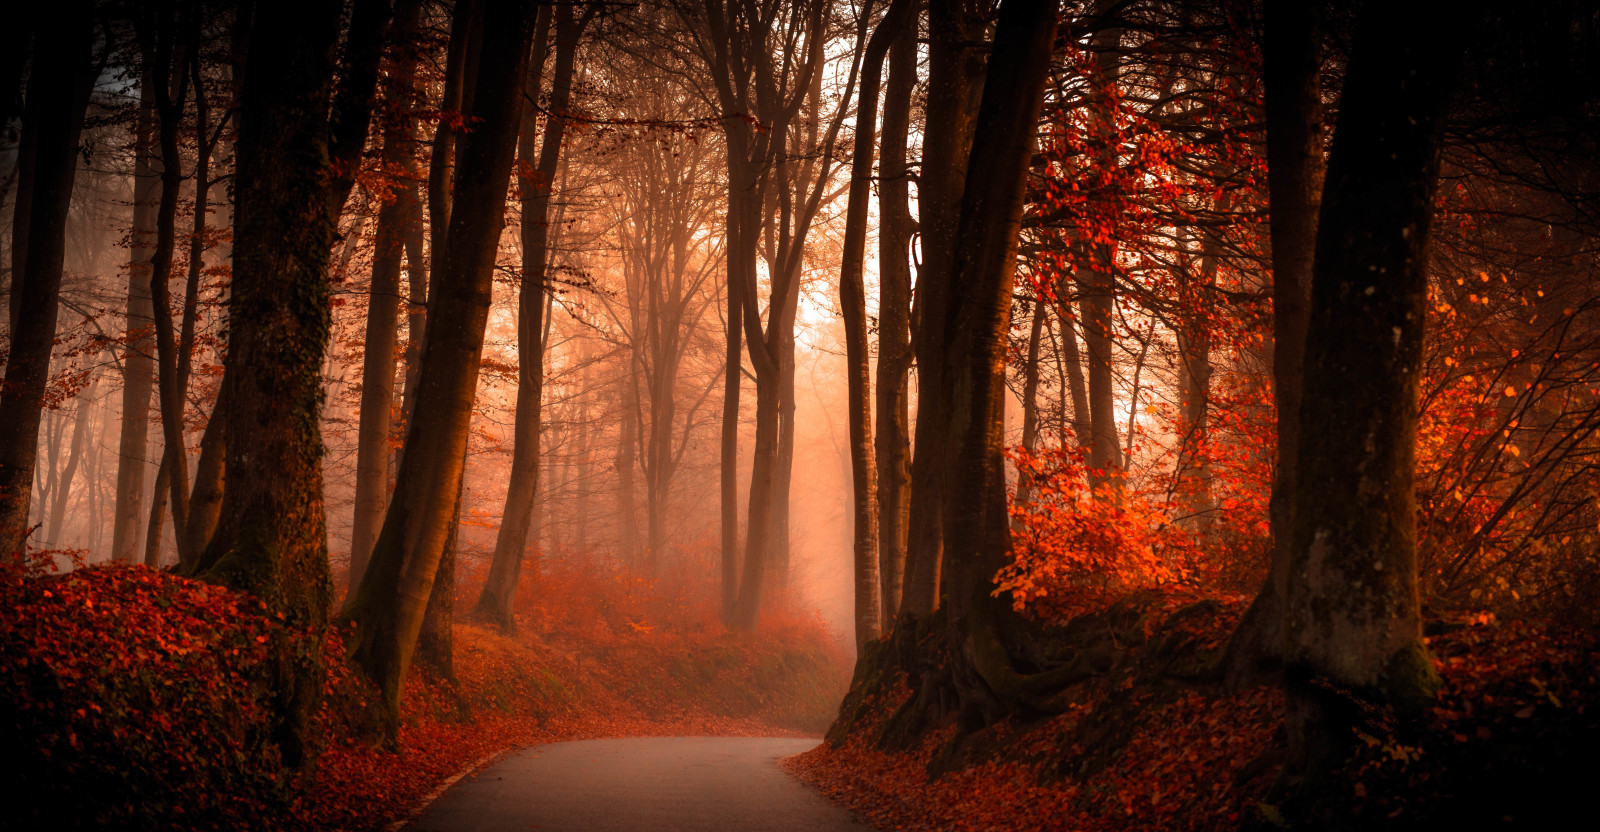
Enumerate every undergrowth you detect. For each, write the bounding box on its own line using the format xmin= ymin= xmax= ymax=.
xmin=794 ymin=587 xmax=1599 ymax=831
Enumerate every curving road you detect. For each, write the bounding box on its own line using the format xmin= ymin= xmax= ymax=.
xmin=406 ymin=736 xmax=875 ymax=832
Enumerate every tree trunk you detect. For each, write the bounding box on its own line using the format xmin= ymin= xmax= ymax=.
xmin=46 ymin=373 xmax=97 ymax=546
xmin=146 ymin=5 xmax=194 ymax=567
xmin=936 ymin=0 xmax=1059 ymax=726
xmin=1079 ymin=265 xmax=1121 ymax=483
xmin=345 ymin=0 xmax=533 ymax=738
xmin=902 ymin=0 xmax=989 ymax=617
xmin=720 ymin=228 xmax=743 ymax=623
xmin=1175 ymin=227 xmax=1218 ymax=526
xmin=875 ymin=1 xmax=917 ymax=624
xmin=112 ymin=71 xmax=159 ymax=564
xmin=142 ymin=455 xmax=170 ymax=566
xmin=1081 ymin=25 xmax=1125 ymax=488
xmin=181 ymin=385 xmax=226 ymax=559
xmin=841 ymin=0 xmax=913 ymax=649
xmin=770 ymin=329 xmax=795 ymax=589
xmin=1278 ymin=0 xmax=1464 ymax=803
xmin=1221 ymin=0 xmax=1324 ymax=689
xmin=616 ymin=364 xmax=642 ymax=563
xmin=1012 ymin=303 xmax=1046 ymax=512
xmin=350 ymin=0 xmax=426 ymax=593
xmin=475 ymin=2 xmax=557 ymax=629
xmin=197 ymin=0 xmax=391 ymax=770
xmin=1055 ymin=297 xmax=1092 ymax=452
xmin=0 ymin=3 xmax=94 ymax=554
xmin=417 ymin=470 xmax=463 ymax=679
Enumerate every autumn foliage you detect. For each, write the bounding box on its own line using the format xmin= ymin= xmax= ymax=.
xmin=804 ymin=590 xmax=1599 ymax=831
xmin=0 ymin=552 xmax=848 ymax=830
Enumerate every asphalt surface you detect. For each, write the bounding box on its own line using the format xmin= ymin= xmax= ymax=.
xmin=406 ymin=736 xmax=876 ymax=832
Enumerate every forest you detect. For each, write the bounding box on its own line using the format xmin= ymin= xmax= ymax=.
xmin=1 ymin=0 xmax=1597 ymax=829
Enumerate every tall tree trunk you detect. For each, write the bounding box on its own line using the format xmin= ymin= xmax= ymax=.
xmin=0 ymin=2 xmax=94 ymax=554
xmin=46 ymin=373 xmax=97 ymax=546
xmin=146 ymin=4 xmax=194 ymax=566
xmin=350 ymin=0 xmax=427 ymax=593
xmin=841 ymin=0 xmax=913 ymax=649
xmin=770 ymin=330 xmax=794 ymax=589
xmin=903 ymin=0 xmax=988 ymax=616
xmin=416 ymin=470 xmax=463 ymax=679
xmin=181 ymin=385 xmax=226 ymax=559
xmin=1222 ymin=0 xmax=1324 ymax=689
xmin=346 ymin=0 xmax=534 ymax=738
xmin=1012 ymin=303 xmax=1046 ymax=512
xmin=719 ymin=232 xmax=742 ymax=623
xmin=475 ymin=2 xmax=557 ymax=629
xmin=1081 ymin=25 xmax=1124 ymax=488
xmin=197 ymin=0 xmax=391 ymax=770
xmin=112 ymin=73 xmax=160 ymax=563
xmin=1278 ymin=0 xmax=1464 ymax=802
xmin=616 ymin=365 xmax=642 ymax=563
xmin=876 ymin=2 xmax=917 ymax=623
xmin=1079 ymin=266 xmax=1121 ymax=483
xmin=938 ymin=0 xmax=1060 ymax=723
xmin=1055 ymin=297 xmax=1092 ymax=452
xmin=1175 ymin=226 xmax=1220 ymax=528
xmin=142 ymin=456 xmax=170 ymax=566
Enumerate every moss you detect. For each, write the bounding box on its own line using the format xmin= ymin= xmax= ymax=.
xmin=1379 ymin=641 xmax=1441 ymax=715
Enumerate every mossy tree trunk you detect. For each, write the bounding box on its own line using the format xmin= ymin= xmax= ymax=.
xmin=197 ymin=0 xmax=391 ymax=771
xmin=1279 ymin=0 xmax=1467 ymax=803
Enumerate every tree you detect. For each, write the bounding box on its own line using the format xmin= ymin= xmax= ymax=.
xmin=0 ymin=0 xmax=96 ymax=554
xmin=349 ymin=0 xmax=428 ymax=592
xmin=1222 ymin=0 xmax=1324 ymax=688
xmin=901 ymin=0 xmax=989 ymax=617
xmin=476 ymin=1 xmax=572 ymax=629
xmin=195 ymin=0 xmax=391 ymax=769
xmin=874 ymin=0 xmax=917 ymax=622
xmin=1277 ymin=0 xmax=1468 ymax=803
xmin=934 ymin=0 xmax=1059 ymax=722
xmin=839 ymin=0 xmax=914 ymax=648
xmin=346 ymin=0 xmax=535 ymax=736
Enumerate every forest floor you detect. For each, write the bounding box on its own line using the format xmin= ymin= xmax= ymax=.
xmin=1 ymin=555 xmax=851 ymax=831
xmin=791 ymin=587 xmax=1600 ymax=831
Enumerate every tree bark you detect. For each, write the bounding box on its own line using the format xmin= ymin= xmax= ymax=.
xmin=46 ymin=373 xmax=96 ymax=547
xmin=1222 ymin=0 xmax=1325 ymax=689
xmin=875 ymin=1 xmax=917 ymax=624
xmin=841 ymin=0 xmax=913 ymax=649
xmin=476 ymin=2 xmax=558 ymax=629
xmin=345 ymin=0 xmax=534 ymax=738
xmin=1081 ymin=25 xmax=1124 ymax=488
xmin=902 ymin=0 xmax=988 ymax=617
xmin=197 ymin=0 xmax=391 ymax=770
xmin=417 ymin=470 xmax=463 ymax=679
xmin=1279 ymin=0 xmax=1465 ymax=803
xmin=1012 ymin=302 xmax=1046 ymax=512
xmin=936 ymin=0 xmax=1059 ymax=725
xmin=144 ymin=1 xmax=195 ymax=567
xmin=0 ymin=2 xmax=94 ymax=554
xmin=112 ymin=69 xmax=160 ymax=564
xmin=350 ymin=0 xmax=427 ymax=593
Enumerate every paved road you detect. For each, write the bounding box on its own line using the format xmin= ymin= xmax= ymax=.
xmin=407 ymin=736 xmax=875 ymax=832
